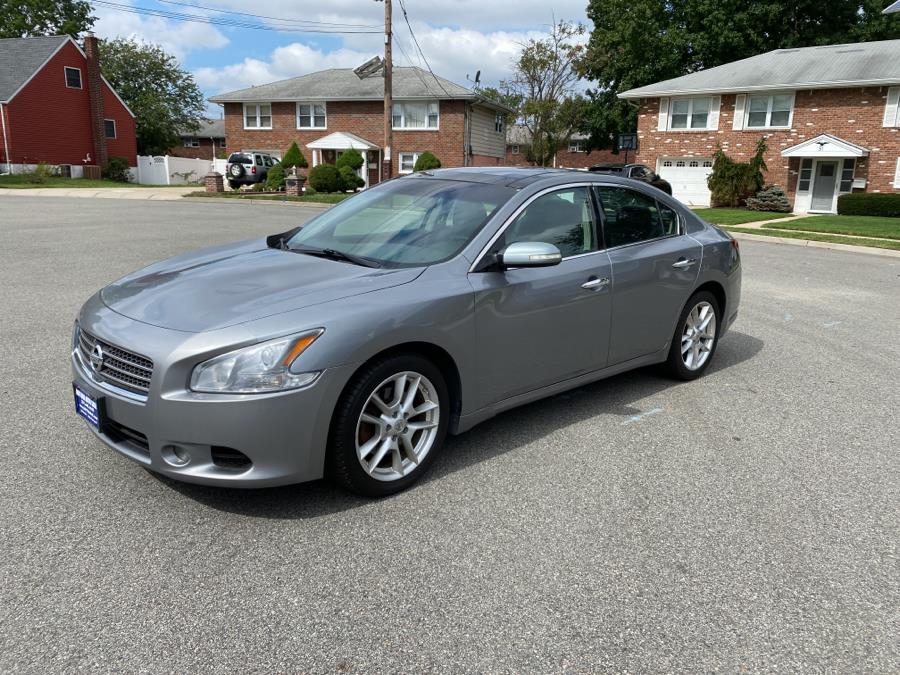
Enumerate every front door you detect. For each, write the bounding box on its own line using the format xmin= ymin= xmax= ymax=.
xmin=469 ymin=186 xmax=612 ymax=408
xmin=811 ymin=161 xmax=838 ymax=212
xmin=595 ymin=185 xmax=702 ymax=365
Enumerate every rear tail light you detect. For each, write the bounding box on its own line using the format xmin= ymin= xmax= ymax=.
xmin=730 ymin=238 xmax=740 ymax=252
xmin=251 ymin=166 xmax=256 ymax=174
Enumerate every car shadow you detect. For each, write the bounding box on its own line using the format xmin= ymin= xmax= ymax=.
xmin=157 ymin=330 xmax=764 ymax=519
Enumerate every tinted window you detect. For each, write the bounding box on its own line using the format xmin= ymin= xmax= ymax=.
xmin=596 ymin=186 xmax=679 ymax=248
xmin=228 ymin=153 xmax=252 ymax=164
xmin=255 ymin=155 xmax=263 ymax=166
xmin=289 ymin=178 xmax=515 ymax=267
xmin=502 ymin=187 xmax=597 ymax=258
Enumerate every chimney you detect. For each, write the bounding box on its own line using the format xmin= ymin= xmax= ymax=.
xmin=83 ymin=33 xmax=108 ymax=168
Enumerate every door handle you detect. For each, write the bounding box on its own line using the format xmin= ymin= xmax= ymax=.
xmin=582 ymin=276 xmax=610 ymax=291
xmin=671 ymin=258 xmax=697 ymax=269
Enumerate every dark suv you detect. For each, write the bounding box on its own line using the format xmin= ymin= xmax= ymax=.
xmin=588 ymin=163 xmax=672 ymax=195
xmin=226 ymin=152 xmax=276 ymax=190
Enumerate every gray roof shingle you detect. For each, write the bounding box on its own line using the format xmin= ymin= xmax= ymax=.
xmin=179 ymin=119 xmax=225 ymax=138
xmin=619 ymin=39 xmax=900 ymax=98
xmin=209 ymin=66 xmax=498 ymax=105
xmin=0 ymin=35 xmax=70 ymax=102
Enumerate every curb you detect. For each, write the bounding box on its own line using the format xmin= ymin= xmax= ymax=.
xmin=181 ymin=197 xmax=334 ymax=209
xmin=729 ymin=231 xmax=900 ymax=259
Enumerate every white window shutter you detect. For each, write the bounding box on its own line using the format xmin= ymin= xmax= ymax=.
xmin=883 ymin=87 xmax=900 ymax=127
xmin=708 ymin=95 xmax=721 ymax=129
xmin=732 ymin=94 xmax=746 ymax=130
xmin=657 ymin=97 xmax=669 ymax=131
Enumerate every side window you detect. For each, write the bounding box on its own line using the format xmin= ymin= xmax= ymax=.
xmin=264 ymin=156 xmax=273 ymax=167
xmin=502 ymin=187 xmax=597 ymax=258
xmin=255 ymin=155 xmax=263 ymax=166
xmin=596 ymin=186 xmax=679 ymax=248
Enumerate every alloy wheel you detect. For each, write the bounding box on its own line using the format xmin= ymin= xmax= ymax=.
xmin=355 ymin=371 xmax=440 ymax=482
xmin=681 ymin=301 xmax=717 ymax=371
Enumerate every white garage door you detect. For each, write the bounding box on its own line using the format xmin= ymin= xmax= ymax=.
xmin=657 ymin=157 xmax=714 ymax=207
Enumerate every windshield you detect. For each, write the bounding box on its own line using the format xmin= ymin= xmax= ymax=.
xmin=288 ymin=178 xmax=515 ymax=267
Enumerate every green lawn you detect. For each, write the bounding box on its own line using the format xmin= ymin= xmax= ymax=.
xmin=725 ymin=226 xmax=900 ymax=251
xmin=0 ymin=175 xmax=173 ymax=188
xmin=692 ymin=207 xmax=794 ymax=226
xmin=761 ymin=214 xmax=900 ymax=241
xmin=184 ymin=191 xmax=351 ymax=205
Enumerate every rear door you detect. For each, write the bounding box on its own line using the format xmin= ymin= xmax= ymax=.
xmin=595 ymin=185 xmax=701 ymax=365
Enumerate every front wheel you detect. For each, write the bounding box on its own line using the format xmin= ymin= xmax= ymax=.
xmin=665 ymin=291 xmax=720 ymax=380
xmin=327 ymin=354 xmax=449 ymax=497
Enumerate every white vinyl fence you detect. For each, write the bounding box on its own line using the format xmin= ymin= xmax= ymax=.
xmin=135 ymin=155 xmax=214 ymax=185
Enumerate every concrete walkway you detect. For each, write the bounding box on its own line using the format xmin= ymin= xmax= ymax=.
xmin=0 ymin=187 xmax=195 ymax=200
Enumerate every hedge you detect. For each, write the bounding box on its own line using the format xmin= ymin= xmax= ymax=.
xmin=413 ymin=151 xmax=441 ymax=172
xmin=308 ymin=164 xmax=344 ymax=193
xmin=837 ymin=192 xmax=900 ymax=218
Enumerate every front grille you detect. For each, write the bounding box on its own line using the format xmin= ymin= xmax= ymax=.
xmin=105 ymin=420 xmax=150 ymax=454
xmin=78 ymin=328 xmax=154 ymax=395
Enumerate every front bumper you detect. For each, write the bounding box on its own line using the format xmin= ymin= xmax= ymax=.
xmin=71 ymin=330 xmax=356 ymax=488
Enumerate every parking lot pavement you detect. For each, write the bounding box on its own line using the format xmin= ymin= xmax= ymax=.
xmin=1 ymin=196 xmax=898 ymax=673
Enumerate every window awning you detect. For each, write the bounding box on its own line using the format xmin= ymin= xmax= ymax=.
xmin=306 ymin=132 xmax=379 ymax=151
xmin=781 ymin=134 xmax=869 ymax=158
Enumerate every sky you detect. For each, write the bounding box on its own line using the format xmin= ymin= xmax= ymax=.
xmin=92 ymin=0 xmax=592 ymax=116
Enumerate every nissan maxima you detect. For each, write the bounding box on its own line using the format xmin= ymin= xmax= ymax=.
xmin=72 ymin=168 xmax=741 ymax=496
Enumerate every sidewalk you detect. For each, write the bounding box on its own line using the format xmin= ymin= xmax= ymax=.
xmin=0 ymin=187 xmax=196 ymax=200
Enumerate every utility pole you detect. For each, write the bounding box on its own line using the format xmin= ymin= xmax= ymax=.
xmin=381 ymin=0 xmax=392 ymax=181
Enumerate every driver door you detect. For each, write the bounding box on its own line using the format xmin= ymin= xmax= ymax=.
xmin=468 ymin=186 xmax=613 ymax=408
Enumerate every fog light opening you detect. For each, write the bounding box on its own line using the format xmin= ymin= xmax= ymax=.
xmin=162 ymin=444 xmax=191 ymax=467
xmin=211 ymin=446 xmax=252 ymax=472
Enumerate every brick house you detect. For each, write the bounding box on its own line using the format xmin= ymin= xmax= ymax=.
xmin=618 ymin=39 xmax=900 ymax=212
xmin=0 ymin=34 xmax=136 ymax=175
xmin=171 ymin=119 xmax=226 ymax=160
xmin=504 ymin=124 xmax=618 ymax=169
xmin=209 ymin=59 xmax=511 ymax=187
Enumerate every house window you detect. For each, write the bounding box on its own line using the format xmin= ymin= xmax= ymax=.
xmin=393 ymin=101 xmax=439 ymax=129
xmin=675 ymin=160 xmax=685 ymax=167
xmin=64 ymin=67 xmax=82 ymax=89
xmin=183 ymin=137 xmax=199 ymax=148
xmin=798 ymin=158 xmax=813 ymax=191
xmin=689 ymin=160 xmax=699 ymax=167
xmin=839 ymin=158 xmax=855 ymax=192
xmin=398 ymin=152 xmax=421 ymax=173
xmin=244 ymin=103 xmax=272 ymax=129
xmin=511 ymin=144 xmax=520 ymax=155
xmin=702 ymin=160 xmax=713 ymax=167
xmin=297 ymin=102 xmax=326 ymax=129
xmin=494 ymin=113 xmax=504 ymax=133
xmin=746 ymin=93 xmax=793 ymax=128
xmin=662 ymin=160 xmax=673 ymax=167
xmin=568 ymin=141 xmax=584 ymax=153
xmin=104 ymin=119 xmax=116 ymax=139
xmin=895 ymin=158 xmax=900 ymax=188
xmin=669 ymin=96 xmax=711 ymax=129
xmin=219 ymin=138 xmax=227 ymax=148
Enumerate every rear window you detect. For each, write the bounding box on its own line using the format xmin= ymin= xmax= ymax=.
xmin=228 ymin=153 xmax=252 ymax=164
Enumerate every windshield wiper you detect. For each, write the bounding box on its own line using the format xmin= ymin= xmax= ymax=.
xmin=291 ymin=245 xmax=382 ymax=268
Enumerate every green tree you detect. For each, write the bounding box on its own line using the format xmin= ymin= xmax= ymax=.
xmin=0 ymin=0 xmax=95 ymax=38
xmin=478 ymin=86 xmax=523 ymax=128
xmin=413 ymin=151 xmax=441 ymax=172
xmin=99 ymin=38 xmax=205 ymax=155
xmin=503 ymin=20 xmax=588 ymax=167
xmin=578 ymin=0 xmax=900 ymax=149
xmin=280 ymin=141 xmax=308 ymax=170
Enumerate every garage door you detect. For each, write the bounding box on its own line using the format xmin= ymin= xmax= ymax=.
xmin=657 ymin=157 xmax=714 ymax=207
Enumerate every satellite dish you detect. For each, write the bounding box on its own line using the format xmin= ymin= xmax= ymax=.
xmin=475 ymin=70 xmax=481 ymax=86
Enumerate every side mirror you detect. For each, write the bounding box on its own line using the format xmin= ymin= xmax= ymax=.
xmin=498 ymin=241 xmax=562 ymax=268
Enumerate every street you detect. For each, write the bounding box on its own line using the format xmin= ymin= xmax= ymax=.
xmin=1 ymin=196 xmax=898 ymax=672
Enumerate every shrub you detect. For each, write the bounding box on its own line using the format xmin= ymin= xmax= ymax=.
xmin=103 ymin=156 xmax=131 ymax=182
xmin=308 ymin=164 xmax=344 ymax=193
xmin=837 ymin=193 xmax=900 ymax=218
xmin=25 ymin=163 xmax=55 ymax=184
xmin=250 ymin=181 xmax=267 ymax=192
xmin=707 ymin=137 xmax=767 ymax=207
xmin=338 ymin=165 xmax=364 ymax=191
xmin=746 ymin=184 xmax=791 ymax=212
xmin=265 ymin=162 xmax=286 ymax=191
xmin=413 ymin=151 xmax=441 ymax=172
xmin=336 ymin=148 xmax=364 ymax=171
xmin=303 ymin=185 xmax=317 ymax=196
xmin=280 ymin=141 xmax=308 ymax=170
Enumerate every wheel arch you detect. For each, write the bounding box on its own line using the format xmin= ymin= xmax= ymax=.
xmin=693 ymin=279 xmax=727 ymax=318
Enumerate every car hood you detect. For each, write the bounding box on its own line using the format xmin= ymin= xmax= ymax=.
xmin=101 ymin=239 xmax=424 ymax=332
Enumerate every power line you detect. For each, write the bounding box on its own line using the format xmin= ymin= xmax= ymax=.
xmin=91 ymin=0 xmax=382 ymax=34
xmin=396 ymin=0 xmax=453 ymax=97
xmin=150 ymin=0 xmax=381 ymax=29
xmin=393 ymin=37 xmax=441 ymax=98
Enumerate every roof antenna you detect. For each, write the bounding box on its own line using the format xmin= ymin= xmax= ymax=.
xmin=466 ymin=70 xmax=481 ymax=90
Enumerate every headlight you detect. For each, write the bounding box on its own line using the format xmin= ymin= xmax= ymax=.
xmin=190 ymin=329 xmax=324 ymax=394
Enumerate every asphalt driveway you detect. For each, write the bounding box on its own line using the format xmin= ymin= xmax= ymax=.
xmin=1 ymin=196 xmax=897 ymax=672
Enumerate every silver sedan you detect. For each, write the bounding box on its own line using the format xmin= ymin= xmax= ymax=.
xmin=72 ymin=168 xmax=741 ymax=496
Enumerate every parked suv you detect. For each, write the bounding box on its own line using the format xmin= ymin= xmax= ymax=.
xmin=588 ymin=163 xmax=672 ymax=195
xmin=226 ymin=152 xmax=276 ymax=189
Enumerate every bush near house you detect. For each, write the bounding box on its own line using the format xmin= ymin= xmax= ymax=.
xmin=837 ymin=193 xmax=900 ymax=218
xmin=336 ymin=149 xmax=365 ymax=191
xmin=103 ymin=157 xmax=131 ymax=182
xmin=266 ymin=141 xmax=310 ymax=191
xmin=308 ymin=164 xmax=344 ymax=193
xmin=413 ymin=151 xmax=441 ymax=172
xmin=746 ymin=185 xmax=791 ymax=213
xmin=707 ymin=138 xmax=767 ymax=207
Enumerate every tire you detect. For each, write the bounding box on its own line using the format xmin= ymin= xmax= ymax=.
xmin=228 ymin=163 xmax=245 ymax=179
xmin=664 ymin=291 xmax=721 ymax=380
xmin=326 ymin=354 xmax=449 ymax=497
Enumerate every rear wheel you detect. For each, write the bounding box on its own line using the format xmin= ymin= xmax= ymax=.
xmin=665 ymin=291 xmax=720 ymax=380
xmin=327 ymin=354 xmax=448 ymax=497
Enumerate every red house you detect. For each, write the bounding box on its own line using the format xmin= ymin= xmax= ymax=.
xmin=0 ymin=34 xmax=136 ymax=175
